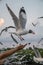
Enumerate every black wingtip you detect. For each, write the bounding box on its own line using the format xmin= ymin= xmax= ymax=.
xmin=6 ymin=3 xmax=11 ymax=12
xmin=38 ymin=16 xmax=43 ymax=19
xmin=6 ymin=3 xmax=8 ymax=7
xmin=6 ymin=3 xmax=9 ymax=9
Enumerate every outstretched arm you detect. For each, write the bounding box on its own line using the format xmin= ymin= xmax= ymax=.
xmin=0 ymin=44 xmax=27 ymax=60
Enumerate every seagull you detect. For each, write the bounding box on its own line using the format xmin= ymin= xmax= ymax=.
xmin=33 ymin=45 xmax=41 ymax=58
xmin=33 ymin=45 xmax=43 ymax=64
xmin=32 ymin=22 xmax=39 ymax=27
xmin=19 ymin=55 xmax=26 ymax=61
xmin=11 ymin=34 xmax=18 ymax=44
xmin=38 ymin=16 xmax=43 ymax=19
xmin=0 ymin=26 xmax=15 ymax=35
xmin=0 ymin=42 xmax=3 ymax=45
xmin=6 ymin=4 xmax=35 ymax=41
xmin=38 ymin=38 xmax=43 ymax=44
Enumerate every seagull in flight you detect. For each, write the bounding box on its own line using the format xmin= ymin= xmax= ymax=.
xmin=32 ymin=22 xmax=39 ymax=27
xmin=0 ymin=42 xmax=3 ymax=45
xmin=6 ymin=4 xmax=35 ymax=41
xmin=32 ymin=16 xmax=43 ymax=27
xmin=0 ymin=26 xmax=15 ymax=35
xmin=38 ymin=16 xmax=43 ymax=19
xmin=38 ymin=38 xmax=43 ymax=44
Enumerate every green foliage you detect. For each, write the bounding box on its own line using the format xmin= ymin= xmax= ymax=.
xmin=0 ymin=48 xmax=43 ymax=62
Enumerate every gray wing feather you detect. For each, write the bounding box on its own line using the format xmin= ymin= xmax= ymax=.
xmin=6 ymin=4 xmax=19 ymax=30
xmin=0 ymin=42 xmax=3 ymax=45
xmin=20 ymin=17 xmax=26 ymax=29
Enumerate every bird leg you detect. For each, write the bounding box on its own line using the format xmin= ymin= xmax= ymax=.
xmin=18 ymin=36 xmax=24 ymax=41
xmin=11 ymin=34 xmax=18 ymax=44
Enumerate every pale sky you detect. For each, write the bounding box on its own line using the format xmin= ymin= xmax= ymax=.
xmin=0 ymin=0 xmax=43 ymax=48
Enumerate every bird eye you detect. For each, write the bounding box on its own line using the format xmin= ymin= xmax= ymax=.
xmin=29 ymin=30 xmax=32 ymax=33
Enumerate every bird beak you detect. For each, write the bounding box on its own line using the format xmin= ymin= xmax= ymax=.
xmin=32 ymin=31 xmax=35 ymax=34
xmin=29 ymin=30 xmax=35 ymax=34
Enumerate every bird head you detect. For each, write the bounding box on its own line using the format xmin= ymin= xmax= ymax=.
xmin=28 ymin=43 xmax=31 ymax=45
xmin=21 ymin=7 xmax=24 ymax=9
xmin=19 ymin=6 xmax=26 ymax=14
xmin=29 ymin=30 xmax=35 ymax=34
xmin=19 ymin=6 xmax=26 ymax=20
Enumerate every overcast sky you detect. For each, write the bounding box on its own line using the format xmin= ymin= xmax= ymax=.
xmin=0 ymin=0 xmax=43 ymax=48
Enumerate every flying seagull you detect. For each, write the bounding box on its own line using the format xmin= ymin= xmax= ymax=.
xmin=6 ymin=4 xmax=35 ymax=41
xmin=38 ymin=16 xmax=43 ymax=19
xmin=33 ymin=45 xmax=43 ymax=64
xmin=32 ymin=22 xmax=39 ymax=27
xmin=33 ymin=45 xmax=41 ymax=58
xmin=0 ymin=42 xmax=3 ymax=45
xmin=0 ymin=26 xmax=15 ymax=35
xmin=38 ymin=38 xmax=43 ymax=44
xmin=11 ymin=34 xmax=18 ymax=44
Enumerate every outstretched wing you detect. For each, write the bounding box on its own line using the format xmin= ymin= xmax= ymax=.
xmin=38 ymin=38 xmax=43 ymax=44
xmin=0 ymin=26 xmax=15 ymax=35
xmin=0 ymin=28 xmax=7 ymax=35
xmin=32 ymin=22 xmax=39 ymax=27
xmin=38 ymin=16 xmax=43 ymax=19
xmin=0 ymin=42 xmax=3 ymax=45
xmin=6 ymin=26 xmax=15 ymax=30
xmin=7 ymin=26 xmax=15 ymax=29
xmin=6 ymin=4 xmax=19 ymax=30
xmin=33 ymin=45 xmax=41 ymax=58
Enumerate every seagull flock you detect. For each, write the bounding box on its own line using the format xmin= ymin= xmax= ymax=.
xmin=0 ymin=4 xmax=43 ymax=45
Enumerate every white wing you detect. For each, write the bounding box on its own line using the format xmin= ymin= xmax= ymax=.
xmin=19 ymin=7 xmax=27 ymax=29
xmin=33 ymin=45 xmax=41 ymax=58
xmin=6 ymin=4 xmax=20 ymax=30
